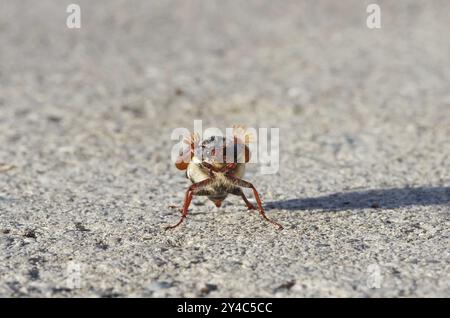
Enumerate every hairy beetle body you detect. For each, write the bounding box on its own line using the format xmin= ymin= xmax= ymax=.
xmin=167 ymin=128 xmax=283 ymax=230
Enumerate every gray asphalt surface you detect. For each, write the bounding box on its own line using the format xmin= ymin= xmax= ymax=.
xmin=0 ymin=0 xmax=449 ymax=297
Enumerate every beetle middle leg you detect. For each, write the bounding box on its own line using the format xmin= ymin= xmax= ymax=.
xmin=227 ymin=176 xmax=283 ymax=230
xmin=165 ymin=178 xmax=212 ymax=230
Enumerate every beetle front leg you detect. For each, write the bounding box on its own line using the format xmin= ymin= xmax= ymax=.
xmin=165 ymin=179 xmax=212 ymax=230
xmin=202 ymin=162 xmax=236 ymax=173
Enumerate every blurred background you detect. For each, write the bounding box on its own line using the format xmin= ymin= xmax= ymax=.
xmin=0 ymin=0 xmax=449 ymax=297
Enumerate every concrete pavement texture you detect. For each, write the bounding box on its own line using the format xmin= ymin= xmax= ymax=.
xmin=0 ymin=0 xmax=449 ymax=297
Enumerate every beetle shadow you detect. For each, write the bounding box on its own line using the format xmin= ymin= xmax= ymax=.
xmin=265 ymin=186 xmax=450 ymax=211
xmin=0 ymin=195 xmax=14 ymax=203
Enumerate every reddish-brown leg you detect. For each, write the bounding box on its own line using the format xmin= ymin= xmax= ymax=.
xmin=241 ymin=192 xmax=256 ymax=210
xmin=165 ymin=189 xmax=192 ymax=230
xmin=202 ymin=162 xmax=237 ymax=173
xmin=201 ymin=162 xmax=219 ymax=172
xmin=235 ymin=189 xmax=256 ymax=210
xmin=228 ymin=176 xmax=283 ymax=230
xmin=165 ymin=179 xmax=212 ymax=230
xmin=227 ymin=186 xmax=256 ymax=210
xmin=229 ymin=188 xmax=256 ymax=210
xmin=222 ymin=163 xmax=237 ymax=172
